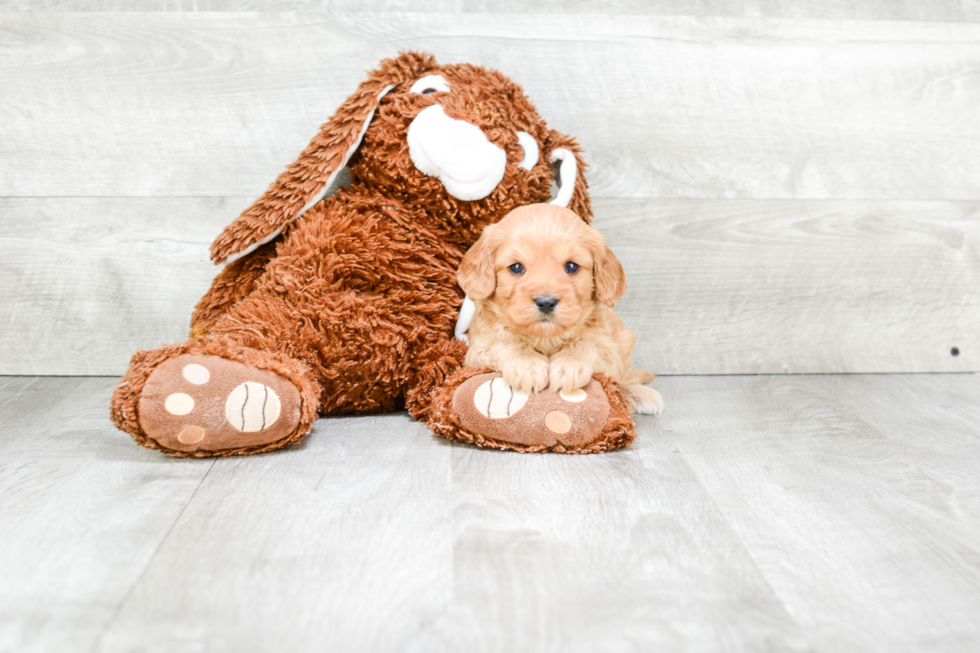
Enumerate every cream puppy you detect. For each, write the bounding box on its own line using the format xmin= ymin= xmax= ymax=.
xmin=458 ymin=204 xmax=663 ymax=414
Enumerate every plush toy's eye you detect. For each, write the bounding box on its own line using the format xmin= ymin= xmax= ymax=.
xmin=509 ymin=263 xmax=525 ymax=275
xmin=516 ymin=131 xmax=539 ymax=171
xmin=410 ymin=75 xmax=451 ymax=95
xmin=564 ymin=261 xmax=580 ymax=274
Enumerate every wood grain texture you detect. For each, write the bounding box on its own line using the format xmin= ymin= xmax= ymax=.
xmin=408 ymin=430 xmax=812 ymax=652
xmin=3 ymin=374 xmax=980 ymax=651
xmin=3 ymin=0 xmax=980 ymax=21
xmin=2 ymin=196 xmax=975 ymax=375
xmin=0 ymin=376 xmax=214 ymax=653
xmin=596 ymin=199 xmax=980 ymax=374
xmin=96 ymin=411 xmax=455 ymax=653
xmin=4 ymin=13 xmax=980 ymax=199
xmin=662 ymin=373 xmax=980 ymax=652
xmin=0 ymin=197 xmax=241 ymax=376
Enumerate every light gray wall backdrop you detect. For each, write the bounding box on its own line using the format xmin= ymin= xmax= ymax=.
xmin=1 ymin=3 xmax=978 ymax=375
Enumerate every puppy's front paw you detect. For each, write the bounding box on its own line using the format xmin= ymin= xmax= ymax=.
xmin=549 ymin=359 xmax=593 ymax=395
xmin=502 ymin=358 xmax=550 ymax=395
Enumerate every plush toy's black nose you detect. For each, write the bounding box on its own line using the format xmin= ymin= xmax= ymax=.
xmin=534 ymin=296 xmax=558 ymax=314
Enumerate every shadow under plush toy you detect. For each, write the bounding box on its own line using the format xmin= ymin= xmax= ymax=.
xmin=110 ymin=51 xmax=639 ymax=456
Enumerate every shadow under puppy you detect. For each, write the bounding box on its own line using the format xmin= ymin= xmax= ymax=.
xmin=458 ymin=203 xmax=663 ymax=414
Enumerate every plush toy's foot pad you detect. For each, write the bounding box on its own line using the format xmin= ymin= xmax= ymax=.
xmin=138 ymin=354 xmax=303 ymax=454
xmin=452 ymin=373 xmax=611 ymax=451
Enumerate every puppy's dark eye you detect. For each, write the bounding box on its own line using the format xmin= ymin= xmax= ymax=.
xmin=509 ymin=263 xmax=525 ymax=274
xmin=564 ymin=261 xmax=580 ymax=274
xmin=422 ymin=88 xmax=437 ymax=95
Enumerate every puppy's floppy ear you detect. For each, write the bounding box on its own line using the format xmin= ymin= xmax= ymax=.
xmin=590 ymin=231 xmax=627 ymax=307
xmin=457 ymin=223 xmax=500 ymax=301
xmin=546 ymin=130 xmax=593 ymax=224
xmin=210 ymin=51 xmax=439 ymax=265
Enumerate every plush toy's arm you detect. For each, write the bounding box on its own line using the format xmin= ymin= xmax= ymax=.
xmin=454 ymin=296 xmax=476 ymax=344
xmin=190 ymin=239 xmax=280 ymax=337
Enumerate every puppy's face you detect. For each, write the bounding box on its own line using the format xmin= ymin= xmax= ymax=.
xmin=458 ymin=204 xmax=627 ymax=339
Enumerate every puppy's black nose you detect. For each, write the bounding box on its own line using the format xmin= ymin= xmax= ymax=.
xmin=534 ymin=296 xmax=558 ymax=314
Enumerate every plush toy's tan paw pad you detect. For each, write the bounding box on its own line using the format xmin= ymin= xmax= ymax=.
xmin=471 ymin=376 xmax=529 ymax=418
xmin=139 ymin=354 xmax=301 ymax=453
xmin=452 ymin=373 xmax=610 ymax=450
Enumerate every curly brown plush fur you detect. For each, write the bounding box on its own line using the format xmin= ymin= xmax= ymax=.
xmin=427 ymin=368 xmax=636 ymax=454
xmin=110 ymin=51 xmax=631 ymax=457
xmin=110 ymin=336 xmax=319 ymax=457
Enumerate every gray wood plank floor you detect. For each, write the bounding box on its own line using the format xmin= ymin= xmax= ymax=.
xmin=2 ymin=373 xmax=979 ymax=652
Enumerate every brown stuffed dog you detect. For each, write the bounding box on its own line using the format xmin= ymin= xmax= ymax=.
xmin=110 ymin=51 xmax=636 ymax=456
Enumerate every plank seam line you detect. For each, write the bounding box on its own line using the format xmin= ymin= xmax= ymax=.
xmin=650 ymin=436 xmax=818 ymax=649
xmin=2 ymin=10 xmax=980 ymax=24
xmin=88 ymin=459 xmax=217 ymax=652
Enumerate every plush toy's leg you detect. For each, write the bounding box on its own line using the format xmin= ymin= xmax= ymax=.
xmin=111 ymin=337 xmax=320 ymax=457
xmin=426 ymin=367 xmax=637 ymax=454
xmin=403 ymin=338 xmax=470 ymax=423
xmin=190 ymin=241 xmax=279 ymax=337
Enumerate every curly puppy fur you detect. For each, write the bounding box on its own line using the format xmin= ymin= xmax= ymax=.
xmin=111 ymin=51 xmax=610 ymax=455
xmin=459 ymin=204 xmax=663 ymax=414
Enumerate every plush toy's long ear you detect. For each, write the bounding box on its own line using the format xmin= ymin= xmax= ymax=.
xmin=210 ymin=52 xmax=438 ymax=265
xmin=457 ymin=223 xmax=500 ymax=301
xmin=546 ymin=131 xmax=593 ymax=224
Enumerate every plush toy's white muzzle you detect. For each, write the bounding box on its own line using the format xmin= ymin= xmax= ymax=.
xmin=407 ymin=105 xmax=507 ymax=201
